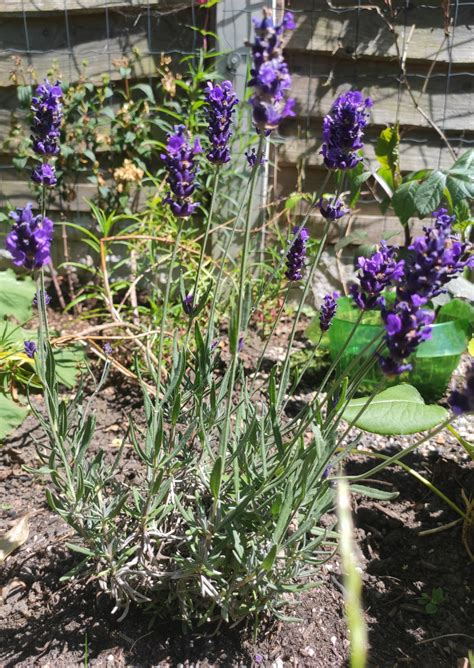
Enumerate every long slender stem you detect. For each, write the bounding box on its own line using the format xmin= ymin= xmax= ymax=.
xmin=219 ymin=137 xmax=264 ymax=485
xmin=193 ymin=167 xmax=220 ymax=305
xmin=156 ymin=220 xmax=184 ymax=397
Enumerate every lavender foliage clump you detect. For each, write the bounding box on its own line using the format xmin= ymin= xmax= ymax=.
xmin=248 ymin=9 xmax=296 ymax=132
xmin=5 ymin=203 xmax=53 ymax=270
xmin=321 ymin=91 xmax=372 ymax=170
xmin=31 ymin=80 xmax=62 ymax=157
xmin=350 ymin=241 xmax=404 ymax=311
xmin=161 ymin=125 xmax=202 ymax=218
xmin=24 ymin=340 xmax=37 ymax=358
xmin=317 ymin=197 xmax=348 ymax=221
xmin=319 ymin=292 xmax=339 ymax=331
xmin=449 ymin=363 xmax=474 ymax=415
xmin=204 ymin=81 xmax=238 ymax=165
xmin=285 ymin=226 xmax=309 ymax=281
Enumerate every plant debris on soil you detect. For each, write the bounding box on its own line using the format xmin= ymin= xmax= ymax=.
xmin=0 ymin=312 xmax=473 ymax=667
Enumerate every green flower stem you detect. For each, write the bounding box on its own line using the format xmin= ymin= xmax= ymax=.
xmin=192 ymin=166 xmax=220 ymax=309
xmin=156 ymin=219 xmax=184 ymax=397
xmin=352 ymin=450 xmax=466 ymax=519
xmin=339 ymin=417 xmax=454 ymax=482
xmin=218 ymin=137 xmax=265 ymax=500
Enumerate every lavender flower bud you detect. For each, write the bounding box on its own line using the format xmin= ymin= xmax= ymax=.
xmin=32 ymin=163 xmax=57 ymax=186
xmin=449 ymin=363 xmax=474 ymax=415
xmin=321 ymin=91 xmax=372 ymax=170
xmin=5 ymin=203 xmax=53 ymax=270
xmin=319 ymin=292 xmax=340 ymax=331
xmin=248 ymin=9 xmax=296 ymax=132
xmin=204 ymin=81 xmax=238 ymax=165
xmin=182 ymin=293 xmax=194 ymax=315
xmin=317 ymin=197 xmax=348 ymax=221
xmin=103 ymin=342 xmax=113 ymax=356
xmin=245 ymin=148 xmax=265 ymax=168
xmin=33 ymin=290 xmax=51 ymax=306
xmin=161 ymin=125 xmax=201 ymax=218
xmin=350 ymin=241 xmax=405 ymax=311
xmin=285 ymin=226 xmax=309 ymax=282
xmin=31 ymin=80 xmax=63 ymax=157
xmin=24 ymin=340 xmax=37 ymax=358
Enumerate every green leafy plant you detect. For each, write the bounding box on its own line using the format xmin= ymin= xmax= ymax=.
xmin=419 ymin=587 xmax=445 ymax=615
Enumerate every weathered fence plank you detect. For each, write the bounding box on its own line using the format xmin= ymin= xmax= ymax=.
xmin=288 ymin=53 xmax=474 ymax=132
xmin=0 ymin=9 xmax=194 ymax=87
xmin=287 ymin=2 xmax=473 ymax=64
xmin=1 ymin=0 xmax=189 ymax=14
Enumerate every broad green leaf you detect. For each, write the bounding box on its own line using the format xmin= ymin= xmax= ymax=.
xmin=446 ymin=173 xmax=474 ymax=204
xmin=469 ymin=337 xmax=474 ymax=356
xmin=0 ymin=393 xmax=29 ymax=440
xmin=54 ymin=345 xmax=86 ymax=388
xmin=342 ymin=383 xmax=448 ymax=435
xmin=0 ymin=271 xmax=36 ymax=322
xmin=392 ymin=180 xmax=419 ymax=224
xmin=414 ymin=170 xmax=446 ymax=216
xmin=375 ymin=125 xmax=401 ymax=190
xmin=450 ymin=148 xmax=474 ymax=172
xmin=437 ymin=299 xmax=474 ymax=335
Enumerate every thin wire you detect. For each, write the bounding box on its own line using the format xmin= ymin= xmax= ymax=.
xmin=438 ymin=0 xmax=460 ymax=167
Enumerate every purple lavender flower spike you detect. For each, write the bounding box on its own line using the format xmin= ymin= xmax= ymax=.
xmin=317 ymin=197 xmax=348 ymax=221
xmin=248 ymin=8 xmax=296 ymax=132
xmin=350 ymin=241 xmax=404 ymax=311
xmin=32 ymin=163 xmax=57 ymax=186
xmin=285 ymin=226 xmax=309 ymax=281
xmin=379 ymin=303 xmax=434 ymax=375
xmin=24 ymin=340 xmax=37 ymax=358
xmin=204 ymin=81 xmax=238 ymax=165
xmin=161 ymin=125 xmax=201 ymax=218
xmin=182 ymin=293 xmax=194 ymax=315
xmin=449 ymin=363 xmax=474 ymax=415
xmin=31 ymin=80 xmax=63 ymax=157
xmin=319 ymin=292 xmax=340 ymax=331
xmin=5 ymin=203 xmax=54 ymax=270
xmin=321 ymin=91 xmax=372 ymax=170
xmin=237 ymin=336 xmax=245 ymax=353
xmin=398 ymin=208 xmax=473 ymax=308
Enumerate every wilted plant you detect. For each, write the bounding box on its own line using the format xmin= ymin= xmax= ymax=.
xmin=4 ymin=7 xmax=473 ymax=629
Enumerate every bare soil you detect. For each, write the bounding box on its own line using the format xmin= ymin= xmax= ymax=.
xmin=0 ymin=314 xmax=473 ymax=667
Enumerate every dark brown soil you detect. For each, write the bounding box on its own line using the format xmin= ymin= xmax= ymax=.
xmin=0 ymin=319 xmax=473 ymax=667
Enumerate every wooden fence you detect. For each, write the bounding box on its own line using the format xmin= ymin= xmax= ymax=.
xmin=1 ymin=0 xmax=473 ymax=254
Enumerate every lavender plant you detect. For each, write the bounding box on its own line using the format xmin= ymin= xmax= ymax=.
xmin=5 ymin=8 xmax=472 ymax=629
